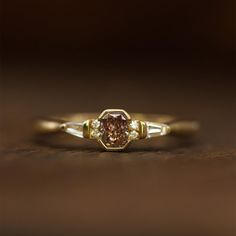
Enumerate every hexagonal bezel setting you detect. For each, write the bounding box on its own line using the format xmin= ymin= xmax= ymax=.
xmin=90 ymin=109 xmax=141 ymax=151
xmin=99 ymin=109 xmax=131 ymax=150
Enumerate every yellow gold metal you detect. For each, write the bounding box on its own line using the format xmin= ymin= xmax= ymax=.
xmin=98 ymin=109 xmax=131 ymax=120
xmin=98 ymin=139 xmax=130 ymax=151
xmin=35 ymin=120 xmax=61 ymax=133
xmin=139 ymin=121 xmax=147 ymax=139
xmin=169 ymin=121 xmax=199 ymax=136
xmin=83 ymin=120 xmax=91 ymax=139
xmin=35 ymin=109 xmax=199 ymax=151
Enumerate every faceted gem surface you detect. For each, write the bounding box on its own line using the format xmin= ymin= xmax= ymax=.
xmin=100 ymin=113 xmax=129 ymax=148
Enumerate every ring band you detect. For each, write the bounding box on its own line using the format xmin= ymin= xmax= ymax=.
xmin=35 ymin=109 xmax=199 ymax=151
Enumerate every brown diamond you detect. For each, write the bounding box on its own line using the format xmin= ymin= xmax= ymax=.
xmin=100 ymin=113 xmax=129 ymax=148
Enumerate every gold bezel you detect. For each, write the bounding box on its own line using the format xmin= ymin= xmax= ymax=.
xmin=98 ymin=109 xmax=131 ymax=120
xmin=97 ymin=109 xmax=131 ymax=151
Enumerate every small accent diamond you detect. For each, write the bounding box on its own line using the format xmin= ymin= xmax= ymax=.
xmin=129 ymin=130 xmax=139 ymax=140
xmin=91 ymin=129 xmax=102 ymax=139
xmin=91 ymin=119 xmax=101 ymax=129
xmin=129 ymin=120 xmax=139 ymax=130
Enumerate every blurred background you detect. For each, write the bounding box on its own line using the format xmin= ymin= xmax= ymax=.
xmin=1 ymin=0 xmax=236 ymax=236
xmin=2 ymin=0 xmax=235 ymax=138
xmin=3 ymin=0 xmax=235 ymax=67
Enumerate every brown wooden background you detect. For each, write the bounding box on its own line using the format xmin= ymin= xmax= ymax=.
xmin=1 ymin=0 xmax=236 ymax=235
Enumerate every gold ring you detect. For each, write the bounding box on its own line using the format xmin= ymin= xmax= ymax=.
xmin=35 ymin=109 xmax=199 ymax=151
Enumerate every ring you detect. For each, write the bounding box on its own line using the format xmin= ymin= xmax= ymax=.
xmin=35 ymin=109 xmax=199 ymax=151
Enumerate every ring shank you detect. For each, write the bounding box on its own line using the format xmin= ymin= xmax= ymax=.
xmin=35 ymin=113 xmax=199 ymax=136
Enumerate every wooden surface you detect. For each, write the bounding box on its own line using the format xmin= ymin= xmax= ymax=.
xmin=1 ymin=67 xmax=236 ymax=236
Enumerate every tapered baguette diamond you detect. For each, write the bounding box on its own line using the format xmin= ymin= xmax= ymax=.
xmin=146 ymin=122 xmax=170 ymax=138
xmin=63 ymin=122 xmax=84 ymax=138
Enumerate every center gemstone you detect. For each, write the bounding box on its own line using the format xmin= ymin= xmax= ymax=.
xmin=100 ymin=113 xmax=129 ymax=148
